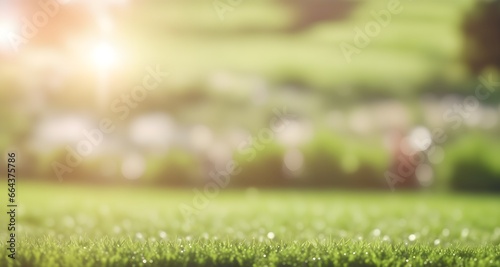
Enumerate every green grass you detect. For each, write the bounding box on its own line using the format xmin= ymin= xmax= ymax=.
xmin=1 ymin=182 xmax=499 ymax=266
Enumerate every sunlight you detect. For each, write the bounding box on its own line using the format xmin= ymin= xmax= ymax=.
xmin=91 ymin=41 xmax=118 ymax=70
xmin=0 ymin=21 xmax=14 ymax=37
xmin=0 ymin=19 xmax=15 ymax=52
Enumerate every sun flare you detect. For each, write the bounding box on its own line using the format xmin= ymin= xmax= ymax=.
xmin=91 ymin=41 xmax=118 ymax=70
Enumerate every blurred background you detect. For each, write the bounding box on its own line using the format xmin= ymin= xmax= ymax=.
xmin=1 ymin=0 xmax=499 ymax=192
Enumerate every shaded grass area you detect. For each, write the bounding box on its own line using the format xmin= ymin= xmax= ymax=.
xmin=1 ymin=182 xmax=499 ymax=266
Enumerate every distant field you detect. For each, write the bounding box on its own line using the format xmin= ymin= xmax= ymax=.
xmin=120 ymin=0 xmax=476 ymax=92
xmin=1 ymin=182 xmax=499 ymax=266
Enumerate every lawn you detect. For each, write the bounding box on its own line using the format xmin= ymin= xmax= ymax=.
xmin=0 ymin=182 xmax=499 ymax=266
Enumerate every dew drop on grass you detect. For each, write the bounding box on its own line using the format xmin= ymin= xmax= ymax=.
xmin=434 ymin=239 xmax=440 ymax=245
xmin=372 ymin=229 xmax=381 ymax=237
xmin=408 ymin=234 xmax=416 ymax=241
xmin=159 ymin=231 xmax=167 ymax=239
xmin=143 ymin=259 xmax=147 ymax=263
xmin=267 ymin=232 xmax=275 ymax=239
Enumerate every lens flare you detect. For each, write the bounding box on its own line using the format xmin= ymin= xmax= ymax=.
xmin=91 ymin=41 xmax=117 ymax=70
